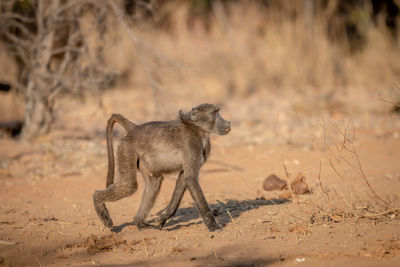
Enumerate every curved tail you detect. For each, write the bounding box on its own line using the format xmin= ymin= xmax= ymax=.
xmin=106 ymin=114 xmax=136 ymax=188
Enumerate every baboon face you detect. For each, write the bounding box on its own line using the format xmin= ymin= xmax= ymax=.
xmin=180 ymin=104 xmax=231 ymax=135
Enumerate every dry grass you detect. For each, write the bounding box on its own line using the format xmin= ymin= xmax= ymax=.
xmin=1 ymin=2 xmax=399 ymax=122
xmin=294 ymin=115 xmax=400 ymax=225
xmin=95 ymin=1 xmax=400 ymax=108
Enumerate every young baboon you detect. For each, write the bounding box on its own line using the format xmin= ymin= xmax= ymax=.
xmin=93 ymin=104 xmax=231 ymax=232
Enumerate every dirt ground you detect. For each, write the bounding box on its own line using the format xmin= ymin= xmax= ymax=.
xmin=0 ymin=89 xmax=400 ymax=267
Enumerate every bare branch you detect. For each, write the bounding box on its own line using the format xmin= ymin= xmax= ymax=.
xmin=55 ymin=0 xmax=91 ymax=17
xmin=318 ymin=160 xmax=330 ymax=199
xmin=296 ymin=112 xmax=394 ymax=212
xmin=377 ymin=90 xmax=400 ymax=107
xmin=107 ymin=0 xmax=140 ymax=44
xmin=281 ymin=157 xmax=290 ymax=179
xmin=3 ymin=31 xmax=31 ymax=48
xmin=0 ymin=12 xmax=35 ymax=23
xmin=395 ymin=82 xmax=400 ymax=91
xmin=352 ymin=145 xmax=393 ymax=209
xmin=48 ymin=28 xmax=77 ymax=103
xmin=1 ymin=20 xmax=35 ymax=40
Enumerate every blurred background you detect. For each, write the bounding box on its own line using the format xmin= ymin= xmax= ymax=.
xmin=0 ymin=0 xmax=399 ymax=143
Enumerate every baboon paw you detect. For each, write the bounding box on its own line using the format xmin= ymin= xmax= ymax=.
xmin=94 ymin=204 xmax=113 ymax=228
xmin=134 ymin=220 xmax=154 ymax=230
xmin=99 ymin=212 xmax=113 ymax=228
xmin=206 ymin=222 xmax=220 ymax=232
xmin=101 ymin=216 xmax=113 ymax=228
xmin=155 ymin=219 xmax=166 ymax=230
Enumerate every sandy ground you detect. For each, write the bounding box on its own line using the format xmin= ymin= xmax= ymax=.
xmin=0 ymin=89 xmax=400 ymax=266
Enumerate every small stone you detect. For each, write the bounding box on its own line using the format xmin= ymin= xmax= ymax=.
xmin=263 ymin=174 xmax=288 ymax=191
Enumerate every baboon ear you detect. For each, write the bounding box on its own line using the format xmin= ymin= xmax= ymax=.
xmin=189 ymin=109 xmax=199 ymax=122
xmin=179 ymin=110 xmax=186 ymax=120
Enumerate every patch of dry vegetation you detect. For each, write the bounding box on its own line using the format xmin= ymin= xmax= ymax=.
xmin=293 ymin=116 xmax=400 ymax=226
xmin=100 ymin=1 xmax=400 ymax=109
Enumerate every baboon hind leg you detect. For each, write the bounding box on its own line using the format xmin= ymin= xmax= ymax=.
xmin=133 ymin=168 xmax=163 ymax=229
xmin=93 ymin=145 xmax=138 ymax=228
xmin=156 ymin=171 xmax=186 ymax=229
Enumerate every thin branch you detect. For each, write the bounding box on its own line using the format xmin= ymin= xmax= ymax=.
xmin=352 ymin=146 xmax=393 ymax=209
xmin=50 ymin=46 xmax=82 ymax=56
xmin=318 ymin=160 xmax=330 ymax=199
xmin=1 ymin=19 xmax=36 ymax=40
xmin=362 ymin=208 xmax=400 ymax=218
xmin=7 ymin=80 xmax=27 ymax=92
xmin=48 ymin=30 xmax=75 ymax=103
xmin=395 ymin=82 xmax=400 ymax=91
xmin=36 ymin=0 xmax=45 ymax=36
xmin=3 ymin=31 xmax=31 ymax=48
xmin=55 ymin=0 xmax=86 ymax=16
xmin=377 ymin=91 xmax=400 ymax=107
xmin=107 ymin=0 xmax=140 ymax=44
xmin=0 ymin=13 xmax=35 ymax=23
xmin=281 ymin=157 xmax=290 ymax=179
xmin=328 ymin=158 xmax=345 ymax=179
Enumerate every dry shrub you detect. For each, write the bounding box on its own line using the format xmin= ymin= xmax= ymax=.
xmin=66 ymin=0 xmax=398 ymax=140
xmin=100 ymin=1 xmax=400 ymax=105
xmin=296 ymin=116 xmax=400 ymax=223
xmin=2 ymin=1 xmax=399 ymax=136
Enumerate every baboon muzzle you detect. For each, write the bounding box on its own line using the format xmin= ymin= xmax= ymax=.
xmin=216 ymin=119 xmax=231 ymax=135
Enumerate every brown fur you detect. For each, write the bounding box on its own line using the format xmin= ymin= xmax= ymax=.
xmin=93 ymin=104 xmax=231 ymax=232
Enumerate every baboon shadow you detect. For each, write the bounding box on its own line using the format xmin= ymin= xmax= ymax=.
xmin=112 ymin=198 xmax=290 ymax=233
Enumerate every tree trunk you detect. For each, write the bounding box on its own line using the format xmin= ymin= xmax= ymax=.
xmin=20 ymin=0 xmax=58 ymax=139
xmin=20 ymin=80 xmax=53 ymax=139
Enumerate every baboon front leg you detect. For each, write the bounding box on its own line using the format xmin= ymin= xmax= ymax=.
xmin=185 ymin=175 xmax=219 ymax=232
xmin=133 ymin=171 xmax=163 ymax=229
xmin=93 ymin=146 xmax=138 ymax=228
xmin=156 ymin=171 xmax=186 ymax=229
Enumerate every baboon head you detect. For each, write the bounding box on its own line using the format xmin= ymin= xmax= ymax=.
xmin=179 ymin=104 xmax=231 ymax=135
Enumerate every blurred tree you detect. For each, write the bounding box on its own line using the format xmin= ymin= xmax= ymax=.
xmin=372 ymin=0 xmax=400 ymax=37
xmin=0 ymin=0 xmax=128 ymax=139
xmin=1 ymin=0 xmax=399 ymax=138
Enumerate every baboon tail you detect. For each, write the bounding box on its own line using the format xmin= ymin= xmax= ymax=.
xmin=106 ymin=114 xmax=136 ymax=188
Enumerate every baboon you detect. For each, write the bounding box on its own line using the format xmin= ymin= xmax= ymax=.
xmin=93 ymin=104 xmax=231 ymax=232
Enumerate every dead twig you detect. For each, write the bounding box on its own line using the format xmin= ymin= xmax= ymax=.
xmin=361 ymin=208 xmax=400 ymax=218
xmin=34 ymin=255 xmax=42 ymax=267
xmin=295 ymin=113 xmax=398 ymax=221
xmin=317 ymin=160 xmax=330 ymax=199
xmin=377 ymin=91 xmax=400 ymax=107
xmin=226 ymin=209 xmax=235 ymax=223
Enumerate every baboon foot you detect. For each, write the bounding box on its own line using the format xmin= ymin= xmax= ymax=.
xmin=98 ymin=205 xmax=114 ymax=228
xmin=206 ymin=222 xmax=220 ymax=232
xmin=93 ymin=196 xmax=114 ymax=228
xmin=134 ymin=219 xmax=154 ymax=230
xmin=101 ymin=215 xmax=114 ymax=228
xmin=204 ymin=216 xmax=220 ymax=232
xmin=154 ymin=217 xmax=167 ymax=230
